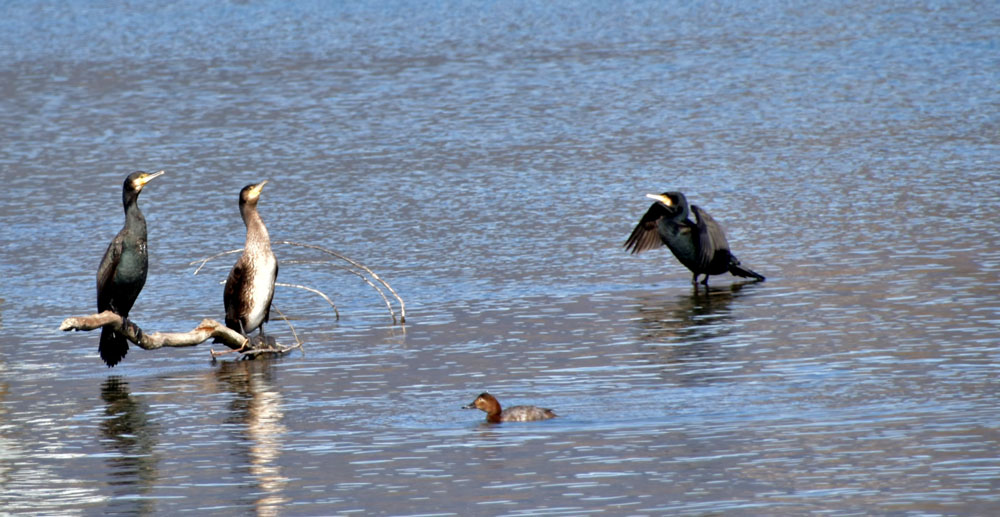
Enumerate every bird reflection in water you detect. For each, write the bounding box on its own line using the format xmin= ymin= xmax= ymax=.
xmin=99 ymin=376 xmax=159 ymax=515
xmin=633 ymin=284 xmax=753 ymax=382
xmin=214 ymin=360 xmax=289 ymax=517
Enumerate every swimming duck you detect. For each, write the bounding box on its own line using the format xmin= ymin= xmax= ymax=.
xmin=463 ymin=392 xmax=557 ymax=423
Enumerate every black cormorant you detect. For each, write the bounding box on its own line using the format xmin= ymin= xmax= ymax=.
xmin=624 ymin=191 xmax=765 ymax=286
xmin=96 ymin=170 xmax=164 ymax=367
xmin=221 ymin=181 xmax=278 ymax=345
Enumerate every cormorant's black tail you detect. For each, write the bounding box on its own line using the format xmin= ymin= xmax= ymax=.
xmin=729 ymin=258 xmax=765 ymax=282
xmin=99 ymin=327 xmax=129 ymax=367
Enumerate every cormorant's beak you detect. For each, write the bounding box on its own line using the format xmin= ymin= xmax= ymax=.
xmin=249 ymin=180 xmax=269 ymax=199
xmin=135 ymin=170 xmax=165 ymax=188
xmin=646 ymin=193 xmax=672 ymax=206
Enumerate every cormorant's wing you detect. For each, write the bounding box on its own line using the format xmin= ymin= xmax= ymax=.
xmin=96 ymin=232 xmax=124 ymax=311
xmin=223 ymin=256 xmax=250 ymax=331
xmin=690 ymin=205 xmax=730 ymax=269
xmin=262 ymin=261 xmax=278 ymax=325
xmin=624 ymin=203 xmax=668 ymax=254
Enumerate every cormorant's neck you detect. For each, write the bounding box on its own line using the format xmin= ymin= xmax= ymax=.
xmin=668 ymin=202 xmax=690 ymax=221
xmin=123 ymin=191 xmax=146 ymax=229
xmin=240 ymin=202 xmax=271 ymax=246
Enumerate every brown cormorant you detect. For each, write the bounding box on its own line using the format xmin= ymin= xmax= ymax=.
xmin=624 ymin=191 xmax=765 ymax=286
xmin=96 ymin=170 xmax=164 ymax=367
xmin=222 ymin=181 xmax=278 ymax=345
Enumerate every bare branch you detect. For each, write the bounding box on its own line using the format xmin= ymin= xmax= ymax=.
xmin=270 ymin=304 xmax=304 ymax=351
xmin=60 ymin=311 xmax=247 ymax=350
xmin=274 ymin=280 xmax=340 ymax=319
xmin=275 ymin=240 xmax=406 ymax=323
xmin=342 ymin=268 xmax=397 ymax=323
xmin=188 ymin=248 xmax=243 ymax=276
xmin=282 ymin=261 xmax=395 ymax=323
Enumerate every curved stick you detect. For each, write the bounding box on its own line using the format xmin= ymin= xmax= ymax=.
xmin=279 ymin=261 xmax=395 ymax=323
xmin=341 ymin=267 xmax=397 ymax=323
xmin=270 ymin=304 xmax=303 ymax=349
xmin=275 ymin=240 xmax=405 ymax=323
xmin=189 ymin=248 xmax=243 ymax=276
xmin=275 ymin=281 xmax=340 ymax=320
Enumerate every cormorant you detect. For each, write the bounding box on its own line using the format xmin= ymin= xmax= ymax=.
xmin=221 ymin=181 xmax=278 ymax=346
xmin=96 ymin=170 xmax=164 ymax=367
xmin=624 ymin=191 xmax=765 ymax=286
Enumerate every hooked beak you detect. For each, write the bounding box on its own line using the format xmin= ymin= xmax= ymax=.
xmin=645 ymin=193 xmax=672 ymax=206
xmin=249 ymin=180 xmax=269 ymax=199
xmin=135 ymin=170 xmax=165 ymax=188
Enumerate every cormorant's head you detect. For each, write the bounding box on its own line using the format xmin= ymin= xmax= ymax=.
xmin=239 ymin=180 xmax=269 ymax=206
xmin=646 ymin=191 xmax=688 ymax=213
xmin=125 ymin=170 xmax=164 ymax=194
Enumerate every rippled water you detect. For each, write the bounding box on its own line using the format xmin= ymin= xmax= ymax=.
xmin=2 ymin=0 xmax=999 ymax=515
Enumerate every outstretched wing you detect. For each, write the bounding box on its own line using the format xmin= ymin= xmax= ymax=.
xmin=690 ymin=205 xmax=730 ymax=270
xmin=624 ymin=202 xmax=668 ymax=255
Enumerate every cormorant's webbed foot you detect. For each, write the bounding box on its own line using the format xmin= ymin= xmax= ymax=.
xmin=250 ymin=327 xmax=278 ymax=348
xmin=121 ymin=316 xmax=142 ymax=340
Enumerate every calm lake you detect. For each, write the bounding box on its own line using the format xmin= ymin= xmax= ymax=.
xmin=2 ymin=1 xmax=999 ymax=515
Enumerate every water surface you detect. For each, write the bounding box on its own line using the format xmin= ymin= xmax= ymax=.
xmin=2 ymin=1 xmax=999 ymax=515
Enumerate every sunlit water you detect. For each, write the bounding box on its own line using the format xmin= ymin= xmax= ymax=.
xmin=2 ymin=1 xmax=999 ymax=515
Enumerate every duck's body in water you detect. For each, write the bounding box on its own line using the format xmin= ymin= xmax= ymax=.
xmin=221 ymin=181 xmax=278 ymax=347
xmin=624 ymin=191 xmax=764 ymax=286
xmin=96 ymin=170 xmax=164 ymax=367
xmin=463 ymin=392 xmax=557 ymax=423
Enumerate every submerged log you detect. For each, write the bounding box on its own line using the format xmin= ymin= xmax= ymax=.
xmin=59 ymin=311 xmax=301 ymax=357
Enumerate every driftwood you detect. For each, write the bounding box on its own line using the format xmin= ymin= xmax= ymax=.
xmin=59 ymin=310 xmax=302 ymax=358
xmin=62 ymin=242 xmax=396 ymax=364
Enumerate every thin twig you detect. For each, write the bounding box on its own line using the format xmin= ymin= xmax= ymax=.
xmin=286 ymin=264 xmax=396 ymax=324
xmin=274 ymin=280 xmax=340 ymax=320
xmin=241 ymin=341 xmax=303 ymax=360
xmin=275 ymin=240 xmax=406 ymax=323
xmin=209 ymin=346 xmax=246 ymax=358
xmin=344 ymin=269 xmax=397 ymax=323
xmin=280 ymin=260 xmax=393 ymax=321
xmin=189 ymin=248 xmax=244 ymax=276
xmin=270 ymin=304 xmax=304 ymax=350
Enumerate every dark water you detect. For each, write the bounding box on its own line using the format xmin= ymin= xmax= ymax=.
xmin=2 ymin=0 xmax=1000 ymax=514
